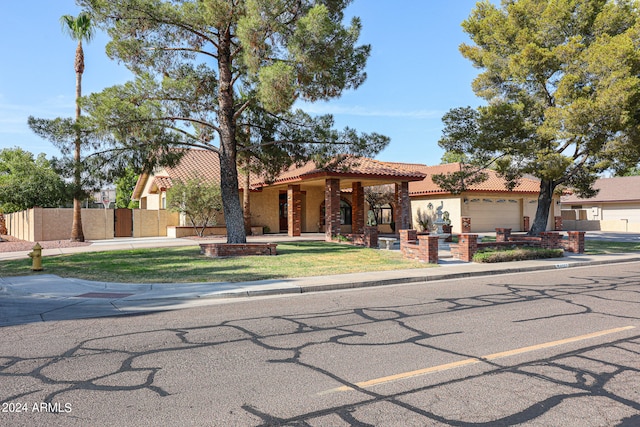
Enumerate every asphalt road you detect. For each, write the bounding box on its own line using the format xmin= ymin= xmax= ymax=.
xmin=1 ymin=263 xmax=639 ymax=426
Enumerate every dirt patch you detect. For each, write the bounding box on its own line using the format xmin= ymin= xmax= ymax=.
xmin=0 ymin=235 xmax=91 ymax=253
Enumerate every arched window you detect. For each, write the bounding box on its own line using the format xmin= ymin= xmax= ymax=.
xmin=320 ymin=198 xmax=352 ymax=225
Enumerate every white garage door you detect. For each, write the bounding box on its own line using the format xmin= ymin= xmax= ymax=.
xmin=467 ymin=198 xmax=521 ymax=232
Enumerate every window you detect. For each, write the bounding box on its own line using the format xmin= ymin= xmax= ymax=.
xmin=320 ymin=199 xmax=352 ymax=225
xmin=373 ymin=203 xmax=393 ymax=224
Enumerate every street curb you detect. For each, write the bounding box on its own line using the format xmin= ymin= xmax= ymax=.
xmin=296 ymin=256 xmax=640 ymax=294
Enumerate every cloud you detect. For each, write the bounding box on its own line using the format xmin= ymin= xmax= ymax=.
xmin=298 ymin=103 xmax=443 ymax=119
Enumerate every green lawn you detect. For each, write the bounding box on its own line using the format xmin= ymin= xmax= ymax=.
xmin=1 ymin=239 xmax=637 ymax=284
xmin=0 ymin=241 xmax=431 ymax=284
xmin=584 ymin=240 xmax=640 ymax=254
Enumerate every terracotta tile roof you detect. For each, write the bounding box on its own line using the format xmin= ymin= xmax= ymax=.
xmin=407 ymin=163 xmax=541 ymax=195
xmin=259 ymin=157 xmax=426 ymax=186
xmin=164 ymin=149 xmax=221 ymax=184
xmin=134 ymin=151 xmax=425 ymax=199
xmin=561 ymin=176 xmax=640 ymax=203
xmin=152 ymin=176 xmax=173 ymax=191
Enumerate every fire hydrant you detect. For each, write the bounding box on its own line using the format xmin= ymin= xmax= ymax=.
xmin=28 ymin=243 xmax=43 ymax=271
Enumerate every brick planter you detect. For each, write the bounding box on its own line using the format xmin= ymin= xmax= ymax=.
xmin=200 ymin=243 xmax=277 ymax=257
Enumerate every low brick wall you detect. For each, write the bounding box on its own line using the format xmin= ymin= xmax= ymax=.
xmin=168 ymin=226 xmax=227 ymax=238
xmin=562 ymin=231 xmax=586 ymax=253
xmin=399 ymin=229 xmax=439 ymax=264
xmin=450 ymin=231 xmax=585 ymax=262
xmin=200 ymin=243 xmax=277 ymax=257
xmin=345 ymin=226 xmax=378 ymax=248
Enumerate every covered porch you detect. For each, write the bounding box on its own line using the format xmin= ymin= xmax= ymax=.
xmin=252 ymin=158 xmax=425 ymax=241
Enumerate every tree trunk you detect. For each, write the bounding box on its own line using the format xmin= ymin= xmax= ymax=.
xmin=71 ymin=62 xmax=85 ymax=242
xmin=218 ymin=30 xmax=246 ymax=244
xmin=243 ymin=168 xmax=251 ymax=235
xmin=528 ymin=179 xmax=555 ymax=236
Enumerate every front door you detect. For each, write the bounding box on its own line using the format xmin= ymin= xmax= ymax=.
xmin=279 ymin=193 xmax=288 ymax=232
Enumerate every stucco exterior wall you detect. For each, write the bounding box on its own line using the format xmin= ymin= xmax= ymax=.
xmin=4 ymin=208 xmax=115 ymax=241
xmin=410 ymin=193 xmax=559 ymax=233
xmin=304 ymin=186 xmax=326 ymax=233
xmin=410 ymin=197 xmax=462 ymax=233
xmin=249 ymin=188 xmax=280 ymax=233
xmin=132 ymin=210 xmax=179 ymax=237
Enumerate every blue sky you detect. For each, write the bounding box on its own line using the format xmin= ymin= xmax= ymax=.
xmin=1 ymin=1 xmax=483 ymax=167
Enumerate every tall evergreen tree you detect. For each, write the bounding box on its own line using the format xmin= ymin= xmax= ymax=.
xmin=80 ymin=0 xmax=388 ymax=244
xmin=436 ymin=0 xmax=640 ymax=234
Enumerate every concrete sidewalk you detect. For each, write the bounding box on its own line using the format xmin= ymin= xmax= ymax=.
xmin=2 ymin=237 xmax=639 ymax=326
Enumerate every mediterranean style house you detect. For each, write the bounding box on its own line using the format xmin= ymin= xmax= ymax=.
xmin=132 ymin=149 xmax=426 ymax=238
xmin=132 ymin=149 xmax=560 ymax=236
xmin=400 ymin=163 xmax=561 ymax=234
xmin=561 ymin=176 xmax=640 ymax=232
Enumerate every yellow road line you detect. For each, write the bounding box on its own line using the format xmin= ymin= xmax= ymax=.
xmin=320 ymin=326 xmax=635 ymax=394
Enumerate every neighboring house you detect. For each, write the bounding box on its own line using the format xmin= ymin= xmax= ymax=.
xmin=132 ymin=149 xmax=426 ymax=238
xmin=391 ymin=163 xmax=560 ymax=233
xmin=561 ymin=176 xmax=640 ymax=232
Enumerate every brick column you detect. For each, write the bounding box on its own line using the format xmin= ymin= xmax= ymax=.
xmin=523 ymin=216 xmax=530 ymax=232
xmin=287 ymin=185 xmax=301 ymax=237
xmin=394 ymin=182 xmax=411 ymax=231
xmin=554 ymin=216 xmax=563 ymax=231
xmin=566 ymin=231 xmax=585 ymax=253
xmin=495 ymin=228 xmax=511 ymax=242
xmin=325 ymin=178 xmax=341 ymax=241
xmin=352 ymin=182 xmax=365 ymax=234
xmin=540 ymin=231 xmax=561 ymax=249
xmin=461 ymin=216 xmax=471 ymax=233
xmin=363 ymin=226 xmax=378 ymax=248
xmin=418 ymin=235 xmax=439 ymax=264
xmin=458 ymin=233 xmax=478 ymax=262
xmin=399 ymin=229 xmax=417 ymax=244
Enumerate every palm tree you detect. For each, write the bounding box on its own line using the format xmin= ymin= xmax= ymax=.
xmin=60 ymin=12 xmax=94 ymax=242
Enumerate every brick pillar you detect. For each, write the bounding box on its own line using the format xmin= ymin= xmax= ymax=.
xmin=523 ymin=216 xmax=530 ymax=232
xmin=458 ymin=233 xmax=478 ymax=262
xmin=495 ymin=228 xmax=511 ymax=242
xmin=540 ymin=232 xmax=561 ymax=249
xmin=325 ymin=178 xmax=341 ymax=241
xmin=399 ymin=229 xmax=417 ymax=244
xmin=287 ymin=185 xmax=301 ymax=237
xmin=352 ymin=182 xmax=365 ymax=234
xmin=554 ymin=216 xmax=563 ymax=231
xmin=461 ymin=216 xmax=471 ymax=233
xmin=394 ymin=182 xmax=411 ymax=232
xmin=566 ymin=231 xmax=585 ymax=253
xmin=418 ymin=235 xmax=440 ymax=264
xmin=363 ymin=226 xmax=378 ymax=248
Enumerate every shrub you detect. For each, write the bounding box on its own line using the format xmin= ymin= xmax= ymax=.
xmin=472 ymin=247 xmax=564 ymax=263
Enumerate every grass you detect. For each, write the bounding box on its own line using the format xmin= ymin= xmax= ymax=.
xmin=584 ymin=240 xmax=640 ymax=254
xmin=2 ymin=239 xmax=638 ymax=283
xmin=0 ymin=241 xmax=432 ymax=284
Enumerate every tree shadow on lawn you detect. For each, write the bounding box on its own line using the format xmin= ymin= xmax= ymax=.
xmin=275 ymin=241 xmax=372 ymax=255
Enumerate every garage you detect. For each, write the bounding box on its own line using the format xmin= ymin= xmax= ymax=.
xmin=467 ymin=198 xmax=521 ymax=232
